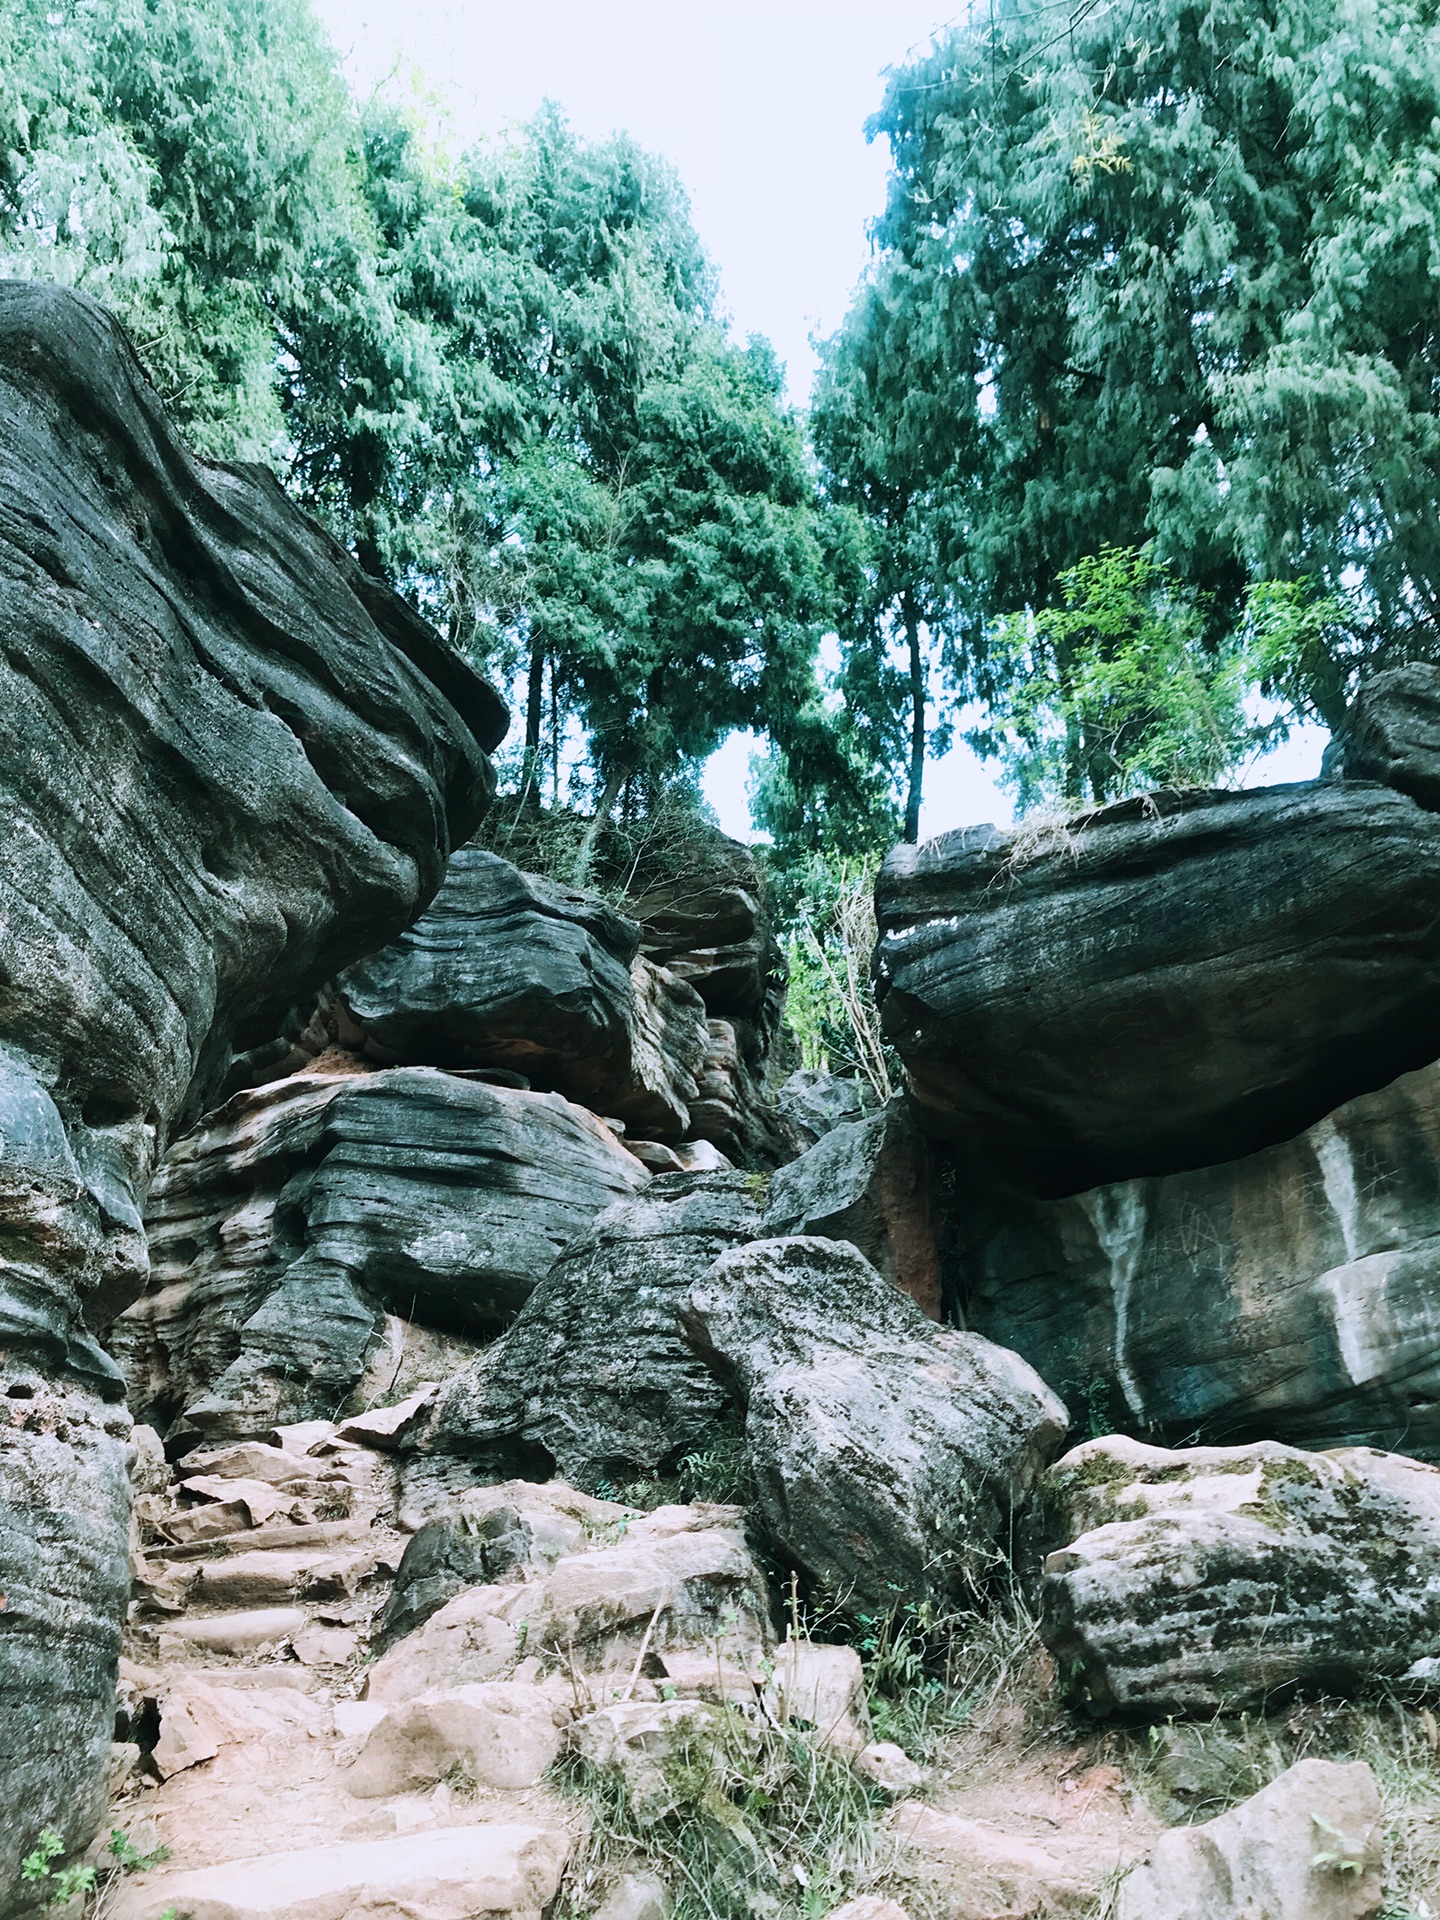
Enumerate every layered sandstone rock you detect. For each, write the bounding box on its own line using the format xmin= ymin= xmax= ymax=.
xmin=111 ymin=1068 xmax=647 ymax=1445
xmin=874 ymin=782 xmax=1440 ymax=1191
xmin=327 ymin=849 xmax=709 ymax=1137
xmin=1041 ymin=1435 xmax=1440 ymax=1717
xmin=952 ymin=1060 xmax=1440 ymax=1457
xmin=0 ymin=278 xmax=502 ymax=1880
xmin=630 ymin=832 xmax=792 ymax=1165
xmin=418 ymin=1171 xmax=765 ymax=1493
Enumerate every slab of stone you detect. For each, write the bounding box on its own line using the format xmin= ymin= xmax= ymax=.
xmin=1115 ymin=1758 xmax=1382 ymax=1920
xmin=875 ymin=783 xmax=1440 ymax=1190
xmin=1041 ymin=1435 xmax=1440 ymax=1716
xmin=112 ymin=1823 xmax=569 ymax=1920
xmin=346 ymin=1682 xmax=562 ymax=1796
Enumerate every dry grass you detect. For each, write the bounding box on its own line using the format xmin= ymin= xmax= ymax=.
xmin=1109 ymin=1696 xmax=1440 ymax=1918
xmin=553 ymin=1709 xmax=895 ymax=1920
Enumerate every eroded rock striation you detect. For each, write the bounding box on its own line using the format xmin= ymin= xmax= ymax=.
xmin=630 ymin=832 xmax=792 ymax=1164
xmin=952 ymin=1060 xmax=1440 ymax=1457
xmin=112 ymin=1067 xmax=647 ymax=1446
xmin=1041 ymin=1434 xmax=1440 ymax=1717
xmin=874 ymin=782 xmax=1440 ymax=1191
xmin=418 ymin=1171 xmax=766 ymax=1495
xmin=327 ymin=849 xmax=709 ymax=1137
xmin=0 ymin=279 xmax=502 ymax=1879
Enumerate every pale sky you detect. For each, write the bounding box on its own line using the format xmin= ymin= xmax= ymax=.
xmin=314 ymin=0 xmax=1327 ymax=836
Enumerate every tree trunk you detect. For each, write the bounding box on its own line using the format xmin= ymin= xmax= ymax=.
xmin=518 ymin=630 xmax=545 ymax=809
xmin=573 ymin=753 xmax=631 ymax=887
xmin=903 ymin=594 xmax=925 ymax=844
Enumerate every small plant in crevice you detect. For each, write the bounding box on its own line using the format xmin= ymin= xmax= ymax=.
xmin=21 ymin=1833 xmax=95 ymax=1910
xmin=22 ymin=1826 xmax=173 ymax=1918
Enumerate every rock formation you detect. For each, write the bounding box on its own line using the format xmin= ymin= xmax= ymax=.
xmin=686 ymin=1237 xmax=1068 ymax=1609
xmin=1322 ymin=661 xmax=1440 ymax=811
xmin=418 ymin=1171 xmax=766 ymax=1494
xmin=1116 ymin=1758 xmax=1383 ymax=1920
xmin=630 ymin=833 xmax=793 ymax=1164
xmin=773 ymin=1070 xmax=878 ymax=1151
xmin=110 ymin=1067 xmax=648 ymax=1446
xmin=763 ymin=1096 xmax=940 ymax=1317
xmin=326 ymin=849 xmax=709 ymax=1137
xmin=874 ymin=781 xmax=1440 ymax=1191
xmin=1041 ymin=1434 xmax=1440 ymax=1716
xmin=0 ymin=279 xmax=502 ymax=1883
xmin=951 ymin=1060 xmax=1440 ymax=1456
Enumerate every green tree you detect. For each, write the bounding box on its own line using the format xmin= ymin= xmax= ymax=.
xmin=973 ymin=546 xmax=1254 ymax=810
xmin=857 ymin=0 xmax=1440 ymax=731
xmin=811 ymin=266 xmax=965 ymax=842
xmin=1 ymin=0 xmax=366 ymax=457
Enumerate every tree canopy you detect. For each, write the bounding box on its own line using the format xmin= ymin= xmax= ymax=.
xmin=842 ymin=0 xmax=1440 ymax=743
xmin=0 ymin=1 xmax=840 ymax=861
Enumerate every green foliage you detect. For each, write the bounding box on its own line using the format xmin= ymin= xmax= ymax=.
xmin=20 ymin=1831 xmax=96 ymax=1908
xmin=1 ymin=5 xmax=837 ymax=832
xmin=1 ymin=0 xmax=362 ymax=457
xmin=774 ymin=855 xmax=891 ymax=1100
xmin=105 ymin=1830 xmax=170 ymax=1875
xmin=849 ymin=0 xmax=1440 ymax=742
xmin=975 ymin=546 xmax=1255 ymax=809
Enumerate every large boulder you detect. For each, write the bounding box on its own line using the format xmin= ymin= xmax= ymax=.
xmin=1323 ymin=660 xmax=1440 ymax=812
xmin=686 ymin=1238 xmax=1068 ymax=1610
xmin=874 ymin=782 xmax=1440 ymax=1191
xmin=952 ymin=1059 xmax=1440 ymax=1457
xmin=0 ymin=282 xmax=501 ymax=1887
xmin=1040 ymin=1434 xmax=1440 ymax=1717
xmin=1116 ymin=1758 xmax=1383 ymax=1920
xmin=326 ymin=849 xmax=709 ymax=1137
xmin=763 ymin=1096 xmax=940 ymax=1317
xmin=418 ymin=1171 xmax=766 ymax=1495
xmin=111 ymin=1067 xmax=648 ymax=1445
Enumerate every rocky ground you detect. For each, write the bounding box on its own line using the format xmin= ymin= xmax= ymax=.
xmin=44 ymin=1403 xmax=1432 ymax=1920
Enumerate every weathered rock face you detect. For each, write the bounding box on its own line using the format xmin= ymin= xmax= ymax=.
xmin=952 ymin=1060 xmax=1440 ymax=1457
xmin=1115 ymin=1757 xmax=1383 ymax=1920
xmin=0 ymin=281 xmax=502 ymax=1887
xmin=764 ymin=1096 xmax=940 ymax=1317
xmin=688 ymin=1237 xmax=1068 ymax=1610
xmin=418 ymin=1172 xmax=765 ymax=1495
xmin=1040 ymin=1434 xmax=1440 ymax=1717
xmin=111 ymin=1067 xmax=648 ymax=1445
xmin=774 ymin=1070 xmax=878 ymax=1152
xmin=630 ymin=832 xmax=792 ymax=1166
xmin=1323 ymin=661 xmax=1440 ymax=813
xmin=327 ymin=850 xmax=709 ymax=1137
xmin=874 ymin=783 xmax=1440 ymax=1191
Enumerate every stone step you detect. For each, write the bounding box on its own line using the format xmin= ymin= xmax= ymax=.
xmin=187 ymin=1538 xmax=400 ymax=1608
xmin=156 ymin=1518 xmax=376 ymax=1562
xmin=156 ymin=1607 xmax=309 ymax=1657
xmin=113 ymin=1822 xmax=569 ymax=1920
